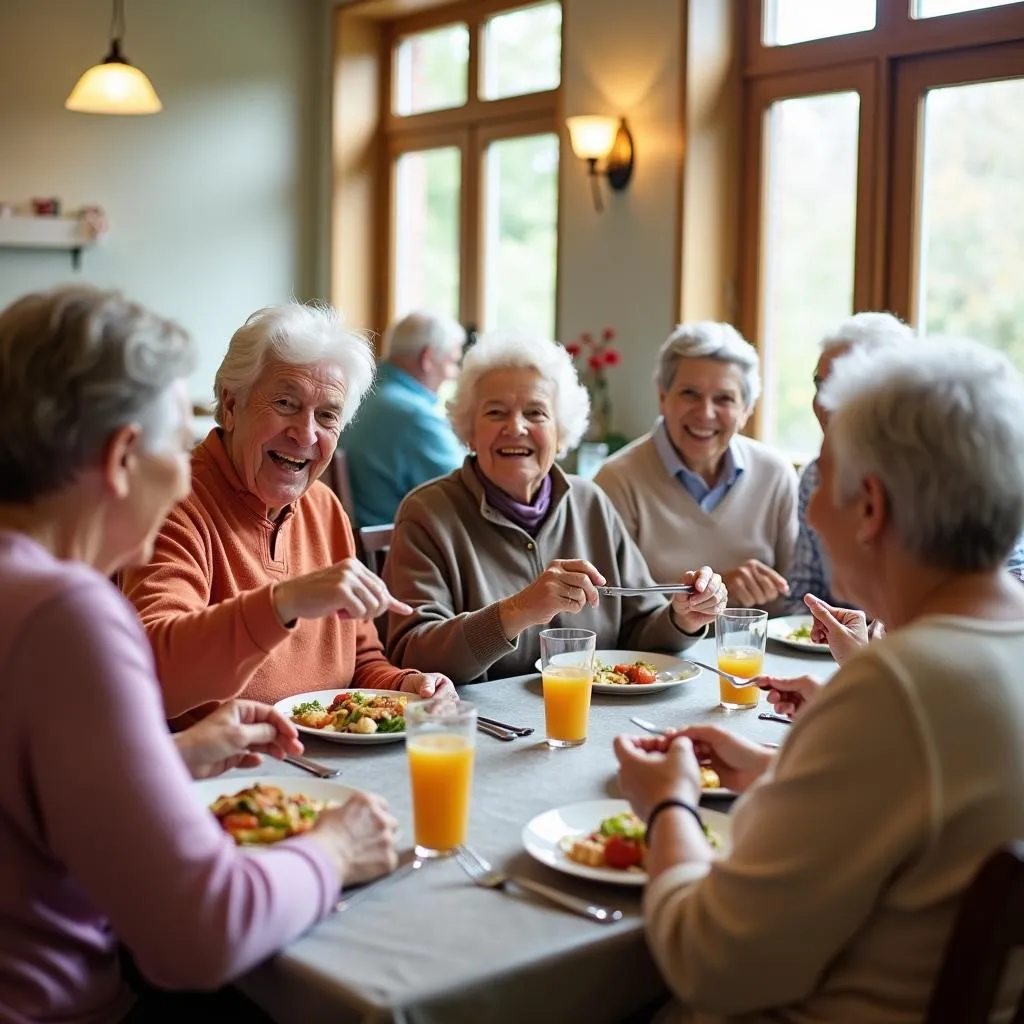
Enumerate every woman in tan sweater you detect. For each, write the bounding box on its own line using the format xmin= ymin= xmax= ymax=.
xmin=615 ymin=337 xmax=1024 ymax=1023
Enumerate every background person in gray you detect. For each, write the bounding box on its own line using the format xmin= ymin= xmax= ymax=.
xmin=344 ymin=312 xmax=467 ymax=528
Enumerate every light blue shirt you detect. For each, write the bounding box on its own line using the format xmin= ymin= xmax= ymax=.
xmin=343 ymin=363 xmax=466 ymax=527
xmin=651 ymin=418 xmax=745 ymax=513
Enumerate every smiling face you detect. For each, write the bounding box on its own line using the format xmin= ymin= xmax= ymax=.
xmin=221 ymin=358 xmax=346 ymax=518
xmin=659 ymin=357 xmax=752 ymax=482
xmin=469 ymin=367 xmax=558 ymax=503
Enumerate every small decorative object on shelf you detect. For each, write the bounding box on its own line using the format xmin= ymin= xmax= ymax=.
xmin=0 ymin=203 xmax=108 ymax=269
xmin=565 ymin=326 xmax=627 ymax=451
xmin=31 ymin=197 xmax=62 ymax=216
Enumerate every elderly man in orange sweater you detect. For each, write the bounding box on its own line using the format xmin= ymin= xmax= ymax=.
xmin=122 ymin=302 xmax=453 ymax=723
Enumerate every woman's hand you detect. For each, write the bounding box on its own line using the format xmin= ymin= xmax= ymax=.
xmin=498 ymin=559 xmax=605 ymax=638
xmin=272 ymin=558 xmax=413 ymax=626
xmin=805 ymin=594 xmax=869 ymax=664
xmin=174 ymin=700 xmax=304 ymax=780
xmin=677 ymin=724 xmax=775 ymax=793
xmin=612 ymin=733 xmax=703 ymax=820
xmin=307 ymin=792 xmax=399 ymax=886
xmin=400 ymin=672 xmax=457 ymax=699
xmin=759 ymin=673 xmax=824 ymax=719
xmin=722 ymin=559 xmax=790 ymax=607
xmin=671 ymin=566 xmax=727 ymax=634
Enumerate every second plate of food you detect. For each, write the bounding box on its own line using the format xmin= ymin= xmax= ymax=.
xmin=273 ymin=688 xmax=422 ymax=744
xmin=533 ymin=650 xmax=701 ymax=694
xmin=766 ymin=615 xmax=831 ymax=655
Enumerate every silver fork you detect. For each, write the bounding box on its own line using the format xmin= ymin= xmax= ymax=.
xmin=284 ymin=753 xmax=340 ymax=778
xmin=454 ymin=845 xmax=623 ymax=923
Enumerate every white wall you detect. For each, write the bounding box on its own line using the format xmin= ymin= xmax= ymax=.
xmin=0 ymin=0 xmax=327 ymax=406
xmin=559 ymin=0 xmax=684 ymax=442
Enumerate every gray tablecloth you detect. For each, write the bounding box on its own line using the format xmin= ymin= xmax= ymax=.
xmin=235 ymin=637 xmax=835 ymax=1024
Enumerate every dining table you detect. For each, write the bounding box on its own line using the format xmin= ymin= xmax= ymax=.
xmin=231 ymin=634 xmax=836 ymax=1024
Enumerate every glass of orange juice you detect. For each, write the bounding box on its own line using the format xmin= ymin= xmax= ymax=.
xmin=539 ymin=628 xmax=596 ymax=748
xmin=716 ymin=609 xmax=768 ymax=710
xmin=405 ymin=698 xmax=477 ymax=858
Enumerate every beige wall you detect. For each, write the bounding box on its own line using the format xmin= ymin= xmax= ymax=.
xmin=0 ymin=0 xmax=328 ymax=406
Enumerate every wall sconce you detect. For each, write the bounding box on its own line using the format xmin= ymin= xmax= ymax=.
xmin=566 ymin=115 xmax=634 ymax=212
xmin=65 ymin=0 xmax=162 ymax=115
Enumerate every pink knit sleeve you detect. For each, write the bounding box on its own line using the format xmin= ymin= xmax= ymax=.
xmin=16 ymin=577 xmax=339 ymax=990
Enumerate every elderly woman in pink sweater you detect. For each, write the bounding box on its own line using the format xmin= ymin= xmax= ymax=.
xmin=0 ymin=286 xmax=397 ymax=1023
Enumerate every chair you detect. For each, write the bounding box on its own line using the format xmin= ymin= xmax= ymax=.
xmin=323 ymin=447 xmax=357 ymax=525
xmin=359 ymin=523 xmax=393 ymax=576
xmin=924 ymin=841 xmax=1024 ymax=1024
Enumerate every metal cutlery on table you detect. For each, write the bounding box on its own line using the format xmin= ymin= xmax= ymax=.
xmin=336 ymin=856 xmax=423 ymax=912
xmin=454 ymin=845 xmax=623 ymax=923
xmin=683 ymin=657 xmax=763 ymax=690
xmin=758 ymin=712 xmax=793 ymax=726
xmin=284 ymin=753 xmax=340 ymax=778
xmin=597 ymin=584 xmax=693 ymax=597
xmin=478 ymin=716 xmax=534 ymax=737
xmin=630 ymin=715 xmax=780 ymax=749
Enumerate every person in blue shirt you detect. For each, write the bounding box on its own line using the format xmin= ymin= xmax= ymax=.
xmin=344 ymin=312 xmax=466 ymax=528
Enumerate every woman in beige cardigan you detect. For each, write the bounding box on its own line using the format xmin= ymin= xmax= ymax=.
xmin=615 ymin=338 xmax=1024 ymax=1023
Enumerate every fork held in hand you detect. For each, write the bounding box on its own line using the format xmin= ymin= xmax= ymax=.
xmin=455 ymin=845 xmax=623 ymax=923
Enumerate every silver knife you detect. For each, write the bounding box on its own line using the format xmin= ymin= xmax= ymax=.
xmin=598 ymin=584 xmax=693 ymax=597
xmin=336 ymin=857 xmax=423 ymax=911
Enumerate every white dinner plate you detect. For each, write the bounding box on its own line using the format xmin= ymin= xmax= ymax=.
xmin=532 ymin=650 xmax=701 ymax=695
xmin=192 ymin=775 xmax=360 ymax=816
xmin=273 ymin=688 xmax=422 ymax=744
xmin=522 ymin=798 xmax=732 ymax=887
xmin=766 ymin=615 xmax=831 ymax=655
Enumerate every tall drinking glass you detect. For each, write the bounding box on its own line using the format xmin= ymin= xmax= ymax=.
xmin=405 ymin=698 xmax=476 ymax=858
xmin=717 ymin=609 xmax=768 ymax=709
xmin=539 ymin=628 xmax=596 ymax=748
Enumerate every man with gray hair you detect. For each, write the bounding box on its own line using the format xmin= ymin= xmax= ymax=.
xmin=344 ymin=311 xmax=467 ymax=527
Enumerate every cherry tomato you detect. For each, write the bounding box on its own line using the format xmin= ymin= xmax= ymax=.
xmin=220 ymin=813 xmax=259 ymax=831
xmin=628 ymin=665 xmax=657 ymax=685
xmin=604 ymin=835 xmax=644 ymax=870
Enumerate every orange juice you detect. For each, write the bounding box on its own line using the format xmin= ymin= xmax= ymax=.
xmin=542 ymin=665 xmax=593 ymax=746
xmin=718 ymin=647 xmax=764 ymax=708
xmin=407 ymin=734 xmax=474 ymax=853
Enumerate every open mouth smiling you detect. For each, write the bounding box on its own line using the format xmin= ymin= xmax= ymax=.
xmin=496 ymin=447 xmax=534 ymax=457
xmin=268 ymin=450 xmax=311 ymax=472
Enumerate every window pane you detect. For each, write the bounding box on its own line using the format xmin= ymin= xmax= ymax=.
xmin=764 ymin=0 xmax=875 ymax=46
xmin=761 ymin=92 xmax=860 ymax=453
xmin=481 ymin=3 xmax=561 ymax=101
xmin=393 ymin=147 xmax=461 ymax=320
xmin=915 ymin=0 xmax=1019 ymax=16
xmin=394 ymin=24 xmax=469 ymax=116
xmin=917 ymin=77 xmax=1024 ymax=366
xmin=483 ymin=133 xmax=558 ymax=337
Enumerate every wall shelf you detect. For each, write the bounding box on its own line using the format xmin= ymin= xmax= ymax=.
xmin=0 ymin=215 xmax=97 ymax=270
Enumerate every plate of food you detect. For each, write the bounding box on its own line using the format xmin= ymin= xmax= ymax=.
xmin=698 ymin=763 xmax=734 ymax=799
xmin=522 ymin=799 xmax=730 ymax=887
xmin=766 ymin=615 xmax=831 ymax=655
xmin=193 ymin=777 xmax=358 ymax=846
xmin=532 ymin=650 xmax=701 ymax=694
xmin=273 ymin=688 xmax=421 ymax=744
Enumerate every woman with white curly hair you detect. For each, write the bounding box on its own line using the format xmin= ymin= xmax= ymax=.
xmin=122 ymin=302 xmax=453 ymax=724
xmin=383 ymin=332 xmax=726 ymax=681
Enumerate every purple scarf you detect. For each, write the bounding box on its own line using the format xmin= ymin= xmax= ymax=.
xmin=473 ymin=461 xmax=553 ymax=537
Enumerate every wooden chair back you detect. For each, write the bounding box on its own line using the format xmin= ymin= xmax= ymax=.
xmin=925 ymin=841 xmax=1024 ymax=1024
xmin=323 ymin=447 xmax=357 ymax=525
xmin=360 ymin=523 xmax=394 ymax=576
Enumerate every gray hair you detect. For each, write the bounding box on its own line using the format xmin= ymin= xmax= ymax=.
xmin=820 ymin=311 xmax=915 ymax=355
xmin=446 ymin=331 xmax=590 ymax=457
xmin=0 ymin=285 xmax=195 ymax=504
xmin=384 ymin=311 xmax=465 ymax=360
xmin=214 ymin=302 xmax=375 ymax=429
xmin=821 ymin=338 xmax=1024 ymax=572
xmin=656 ymin=321 xmax=761 ymax=408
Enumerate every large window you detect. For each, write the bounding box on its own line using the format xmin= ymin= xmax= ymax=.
xmin=382 ymin=2 xmax=561 ymax=339
xmin=740 ymin=0 xmax=1024 ymax=454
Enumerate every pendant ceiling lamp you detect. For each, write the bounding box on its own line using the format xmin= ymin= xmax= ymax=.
xmin=65 ymin=0 xmax=162 ymax=115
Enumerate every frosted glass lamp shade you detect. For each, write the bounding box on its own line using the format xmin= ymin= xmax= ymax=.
xmin=65 ymin=59 xmax=162 ymax=115
xmin=566 ymin=116 xmax=618 ymax=160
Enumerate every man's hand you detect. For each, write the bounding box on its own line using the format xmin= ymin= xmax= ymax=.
xmin=273 ymin=558 xmax=412 ymax=626
xmin=174 ymin=700 xmax=304 ymax=780
xmin=670 ymin=566 xmax=727 ymax=634
xmin=722 ymin=559 xmax=789 ymax=607
xmin=758 ymin=673 xmax=824 ymax=720
xmin=805 ymin=593 xmax=870 ymax=664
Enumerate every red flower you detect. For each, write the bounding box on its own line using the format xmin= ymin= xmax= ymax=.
xmin=565 ymin=342 xmax=581 ymax=358
xmin=580 ymin=331 xmax=594 ymax=346
xmin=602 ymin=327 xmax=616 ymax=342
xmin=588 ymin=354 xmax=603 ymax=371
xmin=603 ymin=347 xmax=621 ymax=366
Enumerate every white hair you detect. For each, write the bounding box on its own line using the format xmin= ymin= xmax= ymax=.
xmin=384 ymin=311 xmax=465 ymax=360
xmin=656 ymin=321 xmax=761 ymax=408
xmin=821 ymin=338 xmax=1024 ymax=572
xmin=820 ymin=311 xmax=916 ymax=355
xmin=446 ymin=331 xmax=590 ymax=457
xmin=213 ymin=302 xmax=375 ymax=429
